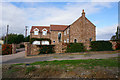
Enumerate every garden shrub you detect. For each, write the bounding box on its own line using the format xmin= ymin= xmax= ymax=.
xmin=2 ymin=44 xmax=12 ymax=55
xmin=20 ymin=44 xmax=25 ymax=48
xmin=65 ymin=43 xmax=86 ymax=53
xmin=115 ymin=42 xmax=120 ymax=50
xmin=90 ymin=41 xmax=113 ymax=51
xmin=37 ymin=45 xmax=55 ymax=54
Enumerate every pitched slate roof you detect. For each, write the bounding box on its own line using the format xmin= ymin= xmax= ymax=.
xmin=50 ymin=25 xmax=68 ymax=31
xmin=30 ymin=26 xmax=50 ymax=33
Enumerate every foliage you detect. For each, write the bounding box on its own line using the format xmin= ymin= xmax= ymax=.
xmin=24 ymin=35 xmax=30 ymax=42
xmin=37 ymin=45 xmax=55 ymax=54
xmin=14 ymin=57 xmax=119 ymax=69
xmin=2 ymin=44 xmax=12 ymax=55
xmin=30 ymin=38 xmax=51 ymax=44
xmin=20 ymin=44 xmax=25 ymax=48
xmin=115 ymin=42 xmax=120 ymax=50
xmin=90 ymin=41 xmax=113 ymax=51
xmin=25 ymin=66 xmax=36 ymax=74
xmin=4 ymin=34 xmax=24 ymax=44
xmin=65 ymin=43 xmax=86 ymax=53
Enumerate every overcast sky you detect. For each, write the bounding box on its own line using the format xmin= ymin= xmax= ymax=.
xmin=0 ymin=0 xmax=119 ymax=40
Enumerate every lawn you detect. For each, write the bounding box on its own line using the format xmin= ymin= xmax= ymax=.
xmin=2 ymin=57 xmax=119 ymax=78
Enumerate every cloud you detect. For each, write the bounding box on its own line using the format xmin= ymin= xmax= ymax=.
xmin=0 ymin=2 xmax=117 ymax=40
xmin=96 ymin=24 xmax=117 ymax=40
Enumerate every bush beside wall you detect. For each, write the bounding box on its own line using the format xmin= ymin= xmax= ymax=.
xmin=2 ymin=44 xmax=12 ymax=55
xmin=65 ymin=43 xmax=86 ymax=53
xmin=37 ymin=45 xmax=55 ymax=54
xmin=90 ymin=41 xmax=113 ymax=51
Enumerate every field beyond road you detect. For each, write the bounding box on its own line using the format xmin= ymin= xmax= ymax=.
xmin=2 ymin=57 xmax=120 ymax=79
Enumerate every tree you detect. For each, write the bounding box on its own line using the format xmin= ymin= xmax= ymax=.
xmin=4 ymin=33 xmax=25 ymax=44
xmin=24 ymin=35 xmax=30 ymax=42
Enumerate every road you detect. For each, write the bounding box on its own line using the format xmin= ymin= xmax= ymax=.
xmin=2 ymin=51 xmax=119 ymax=64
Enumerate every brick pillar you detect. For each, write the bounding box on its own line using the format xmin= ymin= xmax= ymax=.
xmin=12 ymin=44 xmax=16 ymax=54
xmin=110 ymin=41 xmax=117 ymax=50
xmin=24 ymin=42 xmax=31 ymax=56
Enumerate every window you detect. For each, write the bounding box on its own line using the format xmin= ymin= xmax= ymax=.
xmin=34 ymin=31 xmax=38 ymax=35
xmin=74 ymin=39 xmax=77 ymax=43
xmin=89 ymin=38 xmax=92 ymax=41
xmin=42 ymin=28 xmax=48 ymax=35
xmin=64 ymin=31 xmax=66 ymax=35
xmin=53 ymin=41 xmax=55 ymax=43
xmin=42 ymin=41 xmax=49 ymax=45
xmin=58 ymin=32 xmax=61 ymax=42
xmin=64 ymin=40 xmax=66 ymax=43
xmin=67 ymin=28 xmax=69 ymax=34
xmin=32 ymin=41 xmax=40 ymax=45
xmin=67 ymin=39 xmax=69 ymax=43
xmin=42 ymin=31 xmax=47 ymax=35
xmin=33 ymin=28 xmax=39 ymax=35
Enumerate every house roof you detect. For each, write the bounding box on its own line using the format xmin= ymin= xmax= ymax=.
xmin=50 ymin=25 xmax=68 ymax=31
xmin=30 ymin=26 xmax=50 ymax=33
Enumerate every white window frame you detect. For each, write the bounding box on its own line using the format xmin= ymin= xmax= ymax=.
xmin=64 ymin=40 xmax=66 ymax=43
xmin=42 ymin=28 xmax=48 ymax=35
xmin=67 ymin=28 xmax=69 ymax=34
xmin=32 ymin=41 xmax=40 ymax=45
xmin=67 ymin=39 xmax=69 ymax=43
xmin=41 ymin=41 xmax=49 ymax=45
xmin=64 ymin=31 xmax=66 ymax=35
xmin=33 ymin=28 xmax=39 ymax=35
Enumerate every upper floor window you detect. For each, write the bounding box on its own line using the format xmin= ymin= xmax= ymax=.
xmin=33 ymin=28 xmax=39 ymax=35
xmin=58 ymin=32 xmax=61 ymax=42
xmin=42 ymin=28 xmax=48 ymax=35
xmin=64 ymin=31 xmax=66 ymax=35
xmin=34 ymin=31 xmax=38 ymax=35
xmin=67 ymin=28 xmax=69 ymax=34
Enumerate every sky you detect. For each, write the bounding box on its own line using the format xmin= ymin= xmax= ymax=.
xmin=0 ymin=0 xmax=119 ymax=40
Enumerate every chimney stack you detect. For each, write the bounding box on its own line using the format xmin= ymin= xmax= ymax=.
xmin=82 ymin=9 xmax=85 ymax=17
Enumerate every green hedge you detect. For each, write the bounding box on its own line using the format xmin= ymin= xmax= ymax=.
xmin=37 ymin=45 xmax=55 ymax=54
xmin=30 ymin=38 xmax=51 ymax=44
xmin=65 ymin=43 xmax=86 ymax=53
xmin=90 ymin=41 xmax=113 ymax=51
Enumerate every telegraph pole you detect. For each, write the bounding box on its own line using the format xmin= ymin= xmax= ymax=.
xmin=6 ymin=25 xmax=9 ymax=44
xmin=25 ymin=26 xmax=28 ymax=37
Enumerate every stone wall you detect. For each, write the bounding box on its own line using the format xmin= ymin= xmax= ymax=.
xmin=30 ymin=32 xmax=51 ymax=39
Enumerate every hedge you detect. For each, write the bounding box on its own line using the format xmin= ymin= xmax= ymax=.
xmin=2 ymin=44 xmax=12 ymax=55
xmin=65 ymin=43 xmax=86 ymax=53
xmin=90 ymin=41 xmax=113 ymax=51
xmin=37 ymin=45 xmax=55 ymax=54
xmin=30 ymin=38 xmax=51 ymax=44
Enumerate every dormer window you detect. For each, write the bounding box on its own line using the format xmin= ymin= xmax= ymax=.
xmin=42 ymin=28 xmax=48 ymax=35
xmin=33 ymin=28 xmax=39 ymax=35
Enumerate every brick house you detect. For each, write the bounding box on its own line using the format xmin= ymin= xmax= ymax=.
xmin=30 ymin=10 xmax=96 ymax=53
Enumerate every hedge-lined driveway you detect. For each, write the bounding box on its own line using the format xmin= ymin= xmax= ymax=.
xmin=2 ymin=51 xmax=119 ymax=64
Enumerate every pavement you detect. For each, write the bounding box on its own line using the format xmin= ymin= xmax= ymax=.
xmin=1 ymin=51 xmax=119 ymax=64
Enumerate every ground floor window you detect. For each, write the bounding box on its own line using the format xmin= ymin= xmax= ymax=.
xmin=42 ymin=41 xmax=49 ymax=45
xmin=74 ymin=39 xmax=77 ymax=43
xmin=32 ymin=41 xmax=40 ymax=45
xmin=64 ymin=40 xmax=66 ymax=43
xmin=67 ymin=39 xmax=69 ymax=43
